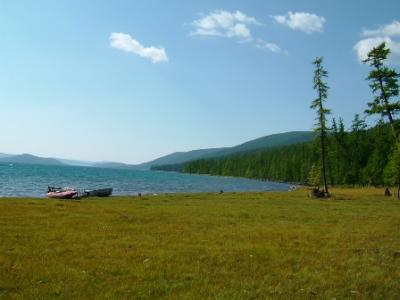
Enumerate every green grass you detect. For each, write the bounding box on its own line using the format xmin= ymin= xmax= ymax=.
xmin=1 ymin=188 xmax=400 ymax=299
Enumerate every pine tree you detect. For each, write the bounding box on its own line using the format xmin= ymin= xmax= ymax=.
xmin=364 ymin=42 xmax=400 ymax=193
xmin=347 ymin=114 xmax=368 ymax=185
xmin=337 ymin=118 xmax=348 ymax=184
xmin=308 ymin=164 xmax=321 ymax=188
xmin=363 ymin=42 xmax=400 ymax=142
xmin=311 ymin=57 xmax=331 ymax=196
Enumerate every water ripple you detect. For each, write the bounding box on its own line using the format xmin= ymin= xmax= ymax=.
xmin=0 ymin=163 xmax=290 ymax=197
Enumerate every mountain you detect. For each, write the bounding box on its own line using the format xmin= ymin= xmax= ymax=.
xmin=0 ymin=154 xmax=64 ymax=166
xmin=0 ymin=153 xmax=134 ymax=169
xmin=135 ymin=148 xmax=227 ymax=170
xmin=209 ymin=131 xmax=315 ymax=157
xmin=0 ymin=131 xmax=315 ymax=170
xmin=0 ymin=153 xmax=12 ymax=159
xmin=139 ymin=131 xmax=314 ymax=169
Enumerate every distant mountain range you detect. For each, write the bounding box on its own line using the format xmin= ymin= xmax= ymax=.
xmin=0 ymin=153 xmax=12 ymax=159
xmin=0 ymin=131 xmax=314 ymax=169
xmin=0 ymin=154 xmax=64 ymax=166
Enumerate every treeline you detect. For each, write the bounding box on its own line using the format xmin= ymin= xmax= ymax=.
xmin=153 ymin=120 xmax=396 ymax=186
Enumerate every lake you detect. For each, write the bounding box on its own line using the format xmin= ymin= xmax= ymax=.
xmin=0 ymin=163 xmax=291 ymax=197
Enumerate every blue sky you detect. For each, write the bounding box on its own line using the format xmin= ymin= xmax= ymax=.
xmin=1 ymin=0 xmax=399 ymax=163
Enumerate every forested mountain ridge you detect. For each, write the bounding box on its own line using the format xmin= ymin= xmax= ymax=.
xmin=140 ymin=131 xmax=314 ymax=169
xmin=204 ymin=131 xmax=315 ymax=158
xmin=153 ymin=121 xmax=397 ymax=187
xmin=135 ymin=148 xmax=227 ymax=170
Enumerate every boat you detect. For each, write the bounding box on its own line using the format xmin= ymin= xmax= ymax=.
xmin=84 ymin=188 xmax=113 ymax=197
xmin=47 ymin=186 xmax=78 ymax=199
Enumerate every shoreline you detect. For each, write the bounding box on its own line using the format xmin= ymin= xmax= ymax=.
xmin=0 ymin=186 xmax=392 ymax=200
xmin=154 ymin=169 xmax=302 ymax=188
xmin=0 ymin=189 xmax=296 ymax=200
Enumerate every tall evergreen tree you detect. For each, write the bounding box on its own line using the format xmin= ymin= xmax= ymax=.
xmin=363 ymin=42 xmax=400 ymax=142
xmin=337 ymin=118 xmax=348 ymax=184
xmin=311 ymin=57 xmax=331 ymax=196
xmin=347 ymin=114 xmax=368 ymax=185
xmin=329 ymin=117 xmax=348 ymax=185
xmin=364 ymin=42 xmax=400 ymax=193
xmin=308 ymin=163 xmax=321 ymax=187
xmin=328 ymin=118 xmax=339 ymax=185
xmin=363 ymin=120 xmax=393 ymax=185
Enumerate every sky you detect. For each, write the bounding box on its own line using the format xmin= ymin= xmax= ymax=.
xmin=1 ymin=0 xmax=400 ymax=164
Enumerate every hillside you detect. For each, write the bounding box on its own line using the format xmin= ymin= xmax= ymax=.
xmin=0 ymin=154 xmax=64 ymax=166
xmin=0 ymin=131 xmax=315 ymax=170
xmin=206 ymin=131 xmax=315 ymax=158
xmin=156 ymin=122 xmax=396 ymax=187
xmin=135 ymin=148 xmax=226 ymax=170
xmin=139 ymin=131 xmax=314 ymax=169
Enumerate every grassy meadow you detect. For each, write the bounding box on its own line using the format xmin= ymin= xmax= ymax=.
xmin=1 ymin=188 xmax=400 ymax=299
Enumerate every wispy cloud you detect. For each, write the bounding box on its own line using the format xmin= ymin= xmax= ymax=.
xmin=362 ymin=20 xmax=400 ymax=37
xmin=273 ymin=11 xmax=326 ymax=34
xmin=255 ymin=39 xmax=288 ymax=55
xmin=190 ymin=10 xmax=285 ymax=56
xmin=354 ymin=21 xmax=400 ymax=64
xmin=110 ymin=32 xmax=168 ymax=63
xmin=191 ymin=10 xmax=260 ymax=41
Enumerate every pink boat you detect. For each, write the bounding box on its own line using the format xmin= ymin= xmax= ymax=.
xmin=47 ymin=187 xmax=78 ymax=199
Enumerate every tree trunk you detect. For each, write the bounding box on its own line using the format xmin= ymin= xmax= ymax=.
xmin=321 ymin=131 xmax=329 ymax=195
xmin=379 ymin=77 xmax=400 ymax=143
xmin=386 ymin=110 xmax=400 ymax=142
xmin=398 ymin=181 xmax=400 ymax=200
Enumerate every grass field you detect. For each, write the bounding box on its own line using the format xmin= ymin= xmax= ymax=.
xmin=1 ymin=188 xmax=400 ymax=299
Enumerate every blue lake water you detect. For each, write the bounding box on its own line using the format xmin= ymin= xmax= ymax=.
xmin=0 ymin=163 xmax=291 ymax=197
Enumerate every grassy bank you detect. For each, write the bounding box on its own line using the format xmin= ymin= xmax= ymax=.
xmin=1 ymin=189 xmax=400 ymax=299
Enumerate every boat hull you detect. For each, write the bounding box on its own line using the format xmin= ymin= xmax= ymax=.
xmin=84 ymin=188 xmax=112 ymax=197
xmin=47 ymin=190 xmax=77 ymax=199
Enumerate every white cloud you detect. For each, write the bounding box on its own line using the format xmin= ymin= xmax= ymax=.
xmin=110 ymin=32 xmax=168 ymax=63
xmin=354 ymin=21 xmax=400 ymax=64
xmin=255 ymin=39 xmax=287 ymax=54
xmin=273 ymin=11 xmax=326 ymax=34
xmin=191 ymin=10 xmax=287 ymax=56
xmin=362 ymin=20 xmax=400 ymax=38
xmin=191 ymin=10 xmax=260 ymax=40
